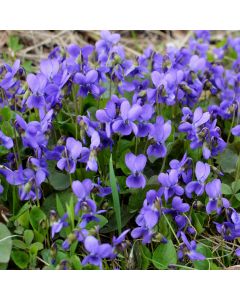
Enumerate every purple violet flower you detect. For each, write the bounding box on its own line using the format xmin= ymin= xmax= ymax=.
xmin=147 ymin=117 xmax=171 ymax=158
xmin=0 ymin=130 xmax=13 ymax=149
xmin=57 ymin=137 xmax=82 ymax=173
xmin=178 ymin=232 xmax=205 ymax=261
xmin=232 ymin=125 xmax=240 ymax=136
xmin=82 ymin=235 xmax=113 ymax=269
xmin=185 ymin=161 xmax=210 ymax=197
xmin=158 ymin=169 xmax=184 ymax=201
xmin=125 ymin=153 xmax=146 ymax=189
xmin=205 ymin=179 xmax=229 ymax=214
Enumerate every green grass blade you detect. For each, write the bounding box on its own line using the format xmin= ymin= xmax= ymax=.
xmin=109 ymin=154 xmax=122 ymax=235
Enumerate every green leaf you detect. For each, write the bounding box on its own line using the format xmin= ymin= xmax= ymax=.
xmin=11 ymin=250 xmax=29 ymax=269
xmin=0 ymin=106 xmax=13 ymax=121
xmin=70 ymin=255 xmax=82 ymax=270
xmin=109 ymin=154 xmax=122 ymax=235
xmin=86 ymin=214 xmax=108 ymax=230
xmin=22 ymin=60 xmax=33 ymax=73
xmin=66 ymin=195 xmax=75 ymax=230
xmin=116 ymin=150 xmax=131 ymax=175
xmin=193 ymin=243 xmax=212 ymax=270
xmin=0 ymin=263 xmax=8 ymax=269
xmin=0 ymin=146 xmax=9 ymax=157
xmin=147 ymin=175 xmax=159 ymax=186
xmin=217 ymin=148 xmax=238 ymax=174
xmin=139 ymin=244 xmax=152 ymax=270
xmin=232 ymin=180 xmax=240 ymax=194
xmin=10 ymin=202 xmax=31 ymax=222
xmin=41 ymin=189 xmax=73 ymax=215
xmin=129 ymin=192 xmax=145 ymax=212
xmin=8 ymin=36 xmax=23 ymax=52
xmin=221 ymin=183 xmax=233 ymax=195
xmin=30 ymin=242 xmax=43 ymax=255
xmin=1 ymin=121 xmax=14 ymax=137
xmin=100 ymin=205 xmax=133 ymax=234
xmin=152 ymin=240 xmax=177 ymax=269
xmin=29 ymin=206 xmax=47 ymax=232
xmin=12 ymin=239 xmax=27 ymax=250
xmin=192 ymin=212 xmax=205 ymax=234
xmin=48 ymin=161 xmax=71 ymax=191
xmin=56 ymin=194 xmax=65 ymax=217
xmin=0 ymin=223 xmax=12 ymax=263
xmin=24 ymin=230 xmax=34 ymax=245
xmin=235 ymin=193 xmax=240 ymax=201
xmin=17 ymin=210 xmax=30 ymax=228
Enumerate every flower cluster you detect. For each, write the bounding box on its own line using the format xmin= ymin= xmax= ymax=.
xmin=1 ymin=30 xmax=240 ymax=270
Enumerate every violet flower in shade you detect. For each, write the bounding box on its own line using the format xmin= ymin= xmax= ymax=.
xmin=82 ymin=235 xmax=113 ymax=269
xmin=178 ymin=232 xmax=205 ymax=261
xmin=0 ymin=183 xmax=3 ymax=194
xmin=232 ymin=124 xmax=240 ymax=136
xmin=178 ymin=107 xmax=210 ymax=137
xmin=73 ymin=70 xmax=101 ymax=98
xmin=147 ymin=70 xmax=177 ymax=105
xmin=29 ymin=157 xmax=48 ymax=186
xmin=0 ymin=130 xmax=13 ymax=149
xmin=235 ymin=248 xmax=240 ymax=257
xmin=215 ymin=221 xmax=239 ymax=242
xmin=26 ymin=73 xmax=47 ymax=109
xmin=147 ymin=116 xmax=171 ymax=159
xmin=85 ymin=130 xmax=101 ymax=172
xmin=112 ymin=229 xmax=130 ymax=248
xmin=174 ymin=215 xmax=196 ymax=237
xmin=203 ymin=119 xmax=226 ymax=159
xmin=62 ymin=226 xmax=89 ymax=251
xmin=51 ymin=212 xmax=68 ymax=238
xmin=125 ymin=153 xmax=146 ymax=189
xmin=0 ymin=59 xmax=21 ymax=90
xmin=185 ymin=161 xmax=210 ymax=197
xmin=169 ymin=196 xmax=190 ymax=214
xmin=57 ymin=137 xmax=82 ymax=174
xmin=163 ymin=196 xmax=191 ymax=236
xmin=74 ymin=226 xmax=89 ymax=243
xmin=205 ymin=179 xmax=230 ymax=215
xmin=169 ymin=153 xmax=192 ymax=184
xmin=131 ymin=190 xmax=166 ymax=244
xmin=158 ymin=169 xmax=184 ymax=201
xmin=92 ymin=178 xmax=112 ymax=198
xmin=111 ymin=229 xmax=130 ymax=258
xmin=112 ymin=100 xmax=142 ymax=136
xmin=2 ymin=166 xmax=43 ymax=201
xmin=215 ymin=210 xmax=240 ymax=241
xmin=15 ymin=114 xmax=48 ymax=150
xmin=131 ymin=213 xmax=155 ymax=244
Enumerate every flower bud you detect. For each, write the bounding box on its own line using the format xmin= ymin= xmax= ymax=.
xmin=153 ymin=232 xmax=166 ymax=243
xmin=193 ymin=200 xmax=204 ymax=210
xmin=50 ymin=210 xmax=58 ymax=225
xmin=24 ymin=182 xmax=32 ymax=193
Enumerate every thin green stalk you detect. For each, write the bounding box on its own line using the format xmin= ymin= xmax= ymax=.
xmin=162 ymin=212 xmax=180 ymax=245
xmin=109 ymin=154 xmax=122 ymax=235
xmin=135 ymin=137 xmax=138 ymax=154
xmin=13 ymin=126 xmax=21 ymax=167
xmin=65 ymin=150 xmax=73 ymax=186
xmin=227 ymin=110 xmax=236 ymax=144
